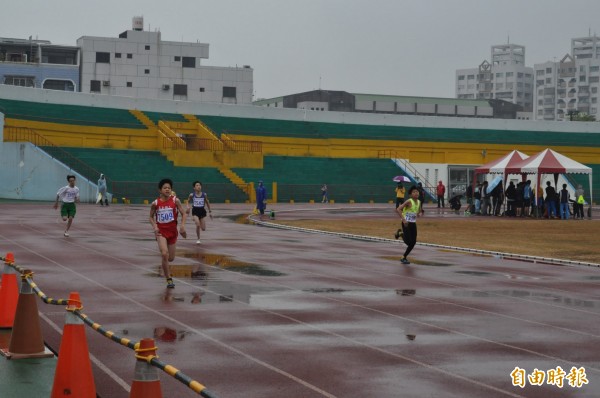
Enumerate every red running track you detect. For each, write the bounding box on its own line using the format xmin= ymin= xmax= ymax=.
xmin=0 ymin=202 xmax=599 ymax=398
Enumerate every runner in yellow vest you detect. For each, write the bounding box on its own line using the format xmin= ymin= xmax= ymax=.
xmin=395 ymin=186 xmax=422 ymax=264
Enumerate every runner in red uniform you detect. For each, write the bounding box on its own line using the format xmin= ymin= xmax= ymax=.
xmin=149 ymin=178 xmax=187 ymax=288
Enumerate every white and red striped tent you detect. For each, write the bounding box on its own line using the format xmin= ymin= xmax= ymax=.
xmin=506 ymin=148 xmax=593 ymax=213
xmin=472 ymin=150 xmax=529 ymax=192
xmin=475 ymin=150 xmax=529 ymax=175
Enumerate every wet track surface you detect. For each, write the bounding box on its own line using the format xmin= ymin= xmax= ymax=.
xmin=1 ymin=202 xmax=599 ymax=397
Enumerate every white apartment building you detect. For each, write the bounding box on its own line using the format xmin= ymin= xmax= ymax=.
xmin=77 ymin=17 xmax=253 ymax=104
xmin=456 ymin=44 xmax=534 ymax=112
xmin=533 ymin=36 xmax=600 ymax=121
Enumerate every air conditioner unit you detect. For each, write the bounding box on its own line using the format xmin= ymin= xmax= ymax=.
xmin=162 ymin=84 xmax=170 ymax=90
xmin=102 ymin=80 xmax=110 ymax=86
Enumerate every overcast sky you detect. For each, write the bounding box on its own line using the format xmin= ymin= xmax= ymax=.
xmin=2 ymin=0 xmax=600 ymax=100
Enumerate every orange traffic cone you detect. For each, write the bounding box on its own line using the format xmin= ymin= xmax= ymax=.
xmin=4 ymin=252 xmax=15 ymax=265
xmin=0 ymin=258 xmax=20 ymax=328
xmin=130 ymin=338 xmax=163 ymax=398
xmin=2 ymin=269 xmax=53 ymax=359
xmin=51 ymin=292 xmax=96 ymax=398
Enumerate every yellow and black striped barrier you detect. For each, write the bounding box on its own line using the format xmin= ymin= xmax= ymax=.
xmin=1 ymin=254 xmax=218 ymax=398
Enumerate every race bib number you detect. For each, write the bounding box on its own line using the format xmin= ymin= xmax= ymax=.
xmin=405 ymin=212 xmax=417 ymax=223
xmin=193 ymin=196 xmax=205 ymax=207
xmin=156 ymin=207 xmax=175 ymax=223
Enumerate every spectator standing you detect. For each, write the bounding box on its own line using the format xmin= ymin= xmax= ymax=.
xmin=97 ymin=173 xmax=109 ymax=206
xmin=574 ymin=184 xmax=585 ymax=219
xmin=395 ymin=183 xmax=405 ymax=209
xmin=505 ymin=181 xmax=516 ymax=216
xmin=465 ymin=183 xmax=473 ymax=214
xmin=559 ymin=184 xmax=570 ymax=220
xmin=523 ymin=180 xmax=532 ymax=217
xmin=474 ymin=183 xmax=482 ymax=214
xmin=535 ymin=185 xmax=544 ymax=218
xmin=481 ymin=181 xmax=490 ymax=216
xmin=545 ymin=181 xmax=557 ymax=218
xmin=256 ymin=181 xmax=267 ymax=215
xmin=321 ymin=184 xmax=329 ymax=203
xmin=436 ymin=181 xmax=446 ymax=208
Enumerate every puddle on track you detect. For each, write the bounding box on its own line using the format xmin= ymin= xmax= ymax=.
xmin=455 ymin=270 xmax=495 ymax=276
xmin=381 ymin=256 xmax=454 ymax=266
xmin=176 ymin=251 xmax=286 ymax=276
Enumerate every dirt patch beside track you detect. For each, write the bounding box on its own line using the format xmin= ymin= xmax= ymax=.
xmin=274 ymin=216 xmax=600 ymax=264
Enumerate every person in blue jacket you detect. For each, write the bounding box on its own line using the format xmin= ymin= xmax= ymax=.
xmin=256 ymin=180 xmax=267 ymax=215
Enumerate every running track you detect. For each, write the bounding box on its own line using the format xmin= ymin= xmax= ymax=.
xmin=0 ymin=202 xmax=599 ymax=398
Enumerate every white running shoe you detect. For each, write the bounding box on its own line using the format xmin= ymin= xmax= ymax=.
xmin=64 ymin=232 xmax=69 ymax=237
xmin=196 ymin=240 xmax=201 ymax=244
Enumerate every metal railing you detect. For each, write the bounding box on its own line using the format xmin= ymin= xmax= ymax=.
xmin=3 ymin=126 xmax=103 ymax=184
xmin=180 ymin=137 xmax=262 ymax=152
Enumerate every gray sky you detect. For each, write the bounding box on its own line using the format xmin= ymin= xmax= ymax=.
xmin=2 ymin=0 xmax=600 ymax=100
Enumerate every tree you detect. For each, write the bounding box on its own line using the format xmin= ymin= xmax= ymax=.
xmin=572 ymin=112 xmax=596 ymax=122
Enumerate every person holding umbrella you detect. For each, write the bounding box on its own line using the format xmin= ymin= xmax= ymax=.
xmin=394 ymin=183 xmax=405 ymax=208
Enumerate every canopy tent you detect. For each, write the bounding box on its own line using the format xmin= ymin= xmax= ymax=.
xmin=472 ymin=150 xmax=529 ymax=200
xmin=505 ymin=148 xmax=593 ymax=217
xmin=474 ymin=150 xmax=529 ymax=175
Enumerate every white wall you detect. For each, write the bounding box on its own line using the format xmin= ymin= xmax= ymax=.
xmin=0 ymin=116 xmax=98 ymax=201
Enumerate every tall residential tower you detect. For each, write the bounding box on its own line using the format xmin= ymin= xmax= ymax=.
xmin=456 ymin=44 xmax=534 ymax=112
xmin=533 ymin=36 xmax=600 ymax=121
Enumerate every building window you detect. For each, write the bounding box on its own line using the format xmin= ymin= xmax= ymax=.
xmin=506 ymin=72 xmax=513 ymax=77
xmin=127 ymin=53 xmax=133 ymax=59
xmin=546 ymin=67 xmax=552 ymax=73
xmin=517 ymin=72 xmax=523 ymax=78
xmin=174 ymin=56 xmax=181 ymax=62
xmin=199 ymin=87 xmax=205 ymax=92
xmin=496 ymin=72 xmax=503 ymax=78
xmin=592 ymin=87 xmax=598 ymax=93
xmin=90 ymin=80 xmax=101 ymax=92
xmin=589 ymin=76 xmax=600 ymax=83
xmin=590 ymin=66 xmax=599 ymax=72
xmin=182 ymin=57 xmax=196 ymax=68
xmin=458 ymin=75 xmax=465 ymax=80
xmin=4 ymin=76 xmax=35 ymax=87
xmin=144 ymin=69 xmax=150 ymax=74
xmin=115 ymin=53 xmax=121 ymax=58
xmin=545 ymin=78 xmax=552 ymax=84
xmin=536 ymin=70 xmax=545 ymax=76
xmin=174 ymin=84 xmax=188 ymax=96
xmin=580 ymin=75 xmax=586 ymax=82
xmin=96 ymin=52 xmax=110 ymax=63
xmin=223 ymin=86 xmax=236 ymax=98
xmin=127 ymin=82 xmax=132 ymax=87
xmin=145 ymin=45 xmax=150 ymax=50
xmin=43 ymin=79 xmax=75 ymax=91
xmin=467 ymin=74 xmax=474 ymax=80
